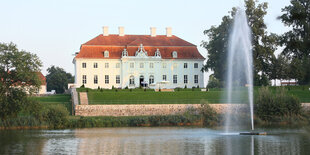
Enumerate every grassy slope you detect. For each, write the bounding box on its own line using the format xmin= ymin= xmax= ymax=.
xmin=32 ymin=94 xmax=72 ymax=115
xmin=83 ymin=86 xmax=310 ymax=105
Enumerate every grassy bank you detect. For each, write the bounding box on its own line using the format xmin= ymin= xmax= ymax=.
xmin=77 ymin=86 xmax=310 ymax=105
xmin=31 ymin=94 xmax=72 ymax=115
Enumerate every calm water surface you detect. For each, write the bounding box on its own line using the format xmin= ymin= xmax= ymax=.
xmin=0 ymin=127 xmax=310 ymax=154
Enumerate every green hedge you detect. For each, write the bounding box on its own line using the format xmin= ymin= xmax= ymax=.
xmin=255 ymin=87 xmax=302 ymax=121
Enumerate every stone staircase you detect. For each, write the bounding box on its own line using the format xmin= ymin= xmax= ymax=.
xmin=79 ymin=92 xmax=89 ymax=105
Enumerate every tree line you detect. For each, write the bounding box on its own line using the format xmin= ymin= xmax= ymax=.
xmin=203 ymin=0 xmax=310 ymax=87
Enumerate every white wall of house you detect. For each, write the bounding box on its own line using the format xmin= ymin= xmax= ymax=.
xmin=74 ymin=57 xmax=204 ymax=89
xmin=39 ymin=85 xmax=47 ymax=94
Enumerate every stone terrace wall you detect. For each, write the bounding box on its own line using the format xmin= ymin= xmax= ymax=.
xmin=75 ymin=104 xmax=249 ymax=116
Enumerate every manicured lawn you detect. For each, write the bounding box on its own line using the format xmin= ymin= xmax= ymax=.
xmin=81 ymin=86 xmax=310 ymax=105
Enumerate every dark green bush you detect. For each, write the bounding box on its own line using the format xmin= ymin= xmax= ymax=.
xmin=199 ymin=104 xmax=218 ymax=126
xmin=207 ymin=75 xmax=221 ymax=88
xmin=44 ymin=105 xmax=69 ymax=128
xmin=255 ymin=87 xmax=302 ymax=121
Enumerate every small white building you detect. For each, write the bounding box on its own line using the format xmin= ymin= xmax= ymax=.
xmin=73 ymin=27 xmax=205 ymax=89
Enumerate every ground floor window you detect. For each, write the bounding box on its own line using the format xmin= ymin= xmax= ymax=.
xmin=163 ymin=75 xmax=167 ymax=81
xmin=82 ymin=75 xmax=87 ymax=84
xmin=94 ymin=75 xmax=98 ymax=84
xmin=194 ymin=75 xmax=198 ymax=83
xmin=173 ymin=75 xmax=177 ymax=84
xmin=116 ymin=75 xmax=120 ymax=84
xmin=105 ymin=75 xmax=109 ymax=84
xmin=184 ymin=75 xmax=188 ymax=84
xmin=149 ymin=75 xmax=154 ymax=84
xmin=129 ymin=75 xmax=135 ymax=85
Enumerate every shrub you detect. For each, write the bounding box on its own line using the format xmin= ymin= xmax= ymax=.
xmin=184 ymin=85 xmax=187 ymax=89
xmin=199 ymin=104 xmax=218 ymax=126
xmin=207 ymin=75 xmax=221 ymax=88
xmin=22 ymin=99 xmax=44 ymax=121
xmin=44 ymin=105 xmax=69 ymax=128
xmin=255 ymin=87 xmax=302 ymax=121
xmin=80 ymin=84 xmax=85 ymax=88
xmin=192 ymin=86 xmax=195 ymax=91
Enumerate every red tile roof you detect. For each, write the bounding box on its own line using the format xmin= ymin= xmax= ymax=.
xmin=75 ymin=34 xmax=204 ymax=59
xmin=37 ymin=72 xmax=46 ymax=85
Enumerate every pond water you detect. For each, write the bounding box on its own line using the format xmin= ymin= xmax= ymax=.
xmin=0 ymin=127 xmax=310 ymax=154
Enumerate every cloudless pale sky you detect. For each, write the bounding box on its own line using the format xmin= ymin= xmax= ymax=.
xmin=0 ymin=0 xmax=291 ymax=84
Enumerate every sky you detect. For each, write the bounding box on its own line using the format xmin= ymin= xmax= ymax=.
xmin=0 ymin=0 xmax=291 ymax=84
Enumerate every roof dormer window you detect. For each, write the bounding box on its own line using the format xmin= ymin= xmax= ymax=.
xmin=122 ymin=48 xmax=128 ymax=57
xmin=172 ymin=51 xmax=177 ymax=58
xmin=104 ymin=50 xmax=109 ymax=58
xmin=155 ymin=48 xmax=161 ymax=57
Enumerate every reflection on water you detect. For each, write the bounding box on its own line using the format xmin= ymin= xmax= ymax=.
xmin=0 ymin=127 xmax=310 ymax=154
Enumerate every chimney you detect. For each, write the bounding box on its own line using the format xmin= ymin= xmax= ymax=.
xmin=119 ymin=26 xmax=125 ymax=36
xmin=150 ymin=27 xmax=156 ymax=37
xmin=166 ymin=27 xmax=172 ymax=37
xmin=102 ymin=26 xmax=109 ymax=36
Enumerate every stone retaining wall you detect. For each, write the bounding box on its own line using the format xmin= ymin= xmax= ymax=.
xmin=75 ymin=104 xmax=249 ymax=116
xmin=75 ymin=103 xmax=310 ymax=117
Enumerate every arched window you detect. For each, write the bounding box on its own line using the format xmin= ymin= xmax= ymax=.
xmin=155 ymin=49 xmax=161 ymax=57
xmin=129 ymin=75 xmax=135 ymax=85
xmin=172 ymin=51 xmax=177 ymax=58
xmin=122 ymin=49 xmax=128 ymax=57
xmin=149 ymin=75 xmax=154 ymax=84
xmin=104 ymin=50 xmax=109 ymax=58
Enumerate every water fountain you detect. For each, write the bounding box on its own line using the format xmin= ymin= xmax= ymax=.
xmin=224 ymin=7 xmax=265 ymax=135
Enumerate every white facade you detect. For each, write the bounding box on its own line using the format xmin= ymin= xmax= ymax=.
xmin=74 ymin=45 xmax=204 ymax=89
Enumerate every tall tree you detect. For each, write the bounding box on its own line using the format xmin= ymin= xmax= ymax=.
xmin=202 ymin=0 xmax=277 ymax=86
xmin=46 ymin=66 xmax=74 ymax=94
xmin=279 ymin=0 xmax=310 ymax=84
xmin=0 ymin=42 xmax=42 ymax=119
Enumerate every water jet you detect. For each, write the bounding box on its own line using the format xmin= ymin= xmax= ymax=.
xmin=224 ymin=7 xmax=266 ymax=135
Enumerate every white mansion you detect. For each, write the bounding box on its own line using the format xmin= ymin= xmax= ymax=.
xmin=73 ymin=27 xmax=205 ymax=89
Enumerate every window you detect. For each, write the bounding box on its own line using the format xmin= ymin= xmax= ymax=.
xmin=116 ymin=63 xmax=120 ymax=68
xmin=105 ymin=63 xmax=109 ymax=68
xmin=162 ymin=63 xmax=167 ymax=68
xmin=105 ymin=75 xmax=109 ymax=84
xmin=149 ymin=63 xmax=154 ymax=68
xmin=122 ymin=49 xmax=128 ymax=57
xmin=184 ymin=75 xmax=188 ymax=84
xmin=173 ymin=75 xmax=177 ymax=84
xmin=129 ymin=75 xmax=135 ymax=85
xmin=172 ymin=51 xmax=177 ymax=58
xmin=140 ymin=63 xmax=144 ymax=68
xmin=104 ymin=50 xmax=109 ymax=58
xmin=94 ymin=63 xmax=98 ymax=68
xmin=184 ymin=63 xmax=188 ymax=68
xmin=82 ymin=63 xmax=86 ymax=68
xmin=149 ymin=75 xmax=154 ymax=84
xmin=155 ymin=49 xmax=161 ymax=57
xmin=194 ymin=63 xmax=198 ymax=68
xmin=194 ymin=75 xmax=198 ymax=84
xmin=162 ymin=75 xmax=167 ymax=81
xmin=130 ymin=62 xmax=134 ymax=68
xmin=94 ymin=75 xmax=98 ymax=84
xmin=82 ymin=75 xmax=87 ymax=84
xmin=116 ymin=75 xmax=120 ymax=84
